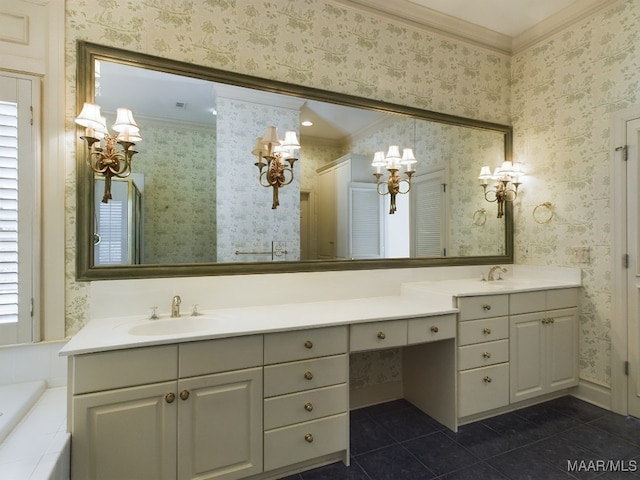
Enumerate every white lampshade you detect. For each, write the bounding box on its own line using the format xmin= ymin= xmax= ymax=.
xmin=94 ymin=117 xmax=109 ymax=139
xmin=385 ymin=145 xmax=401 ymax=160
xmin=261 ymin=126 xmax=281 ymax=146
xmin=401 ymin=148 xmax=416 ymax=164
xmin=251 ymin=137 xmax=266 ymax=157
xmin=281 ymin=130 xmax=300 ymax=150
xmin=112 ymin=108 xmax=139 ymax=135
xmin=75 ymin=103 xmax=104 ymax=131
xmin=371 ymin=151 xmax=386 ymax=167
xmin=510 ymin=162 xmax=524 ymax=178
xmin=117 ymin=130 xmax=142 ymax=143
xmin=273 ymin=144 xmax=291 ymax=159
xmin=478 ymin=165 xmax=492 ymax=179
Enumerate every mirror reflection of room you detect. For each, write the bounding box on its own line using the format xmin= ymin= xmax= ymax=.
xmin=92 ymin=60 xmax=506 ymax=266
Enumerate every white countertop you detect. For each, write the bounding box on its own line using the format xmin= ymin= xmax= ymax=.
xmin=60 ymin=295 xmax=457 ymax=356
xmin=61 ymin=270 xmax=582 ymax=357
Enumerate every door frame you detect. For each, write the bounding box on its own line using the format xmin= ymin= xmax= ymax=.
xmin=610 ymin=105 xmax=640 ymax=415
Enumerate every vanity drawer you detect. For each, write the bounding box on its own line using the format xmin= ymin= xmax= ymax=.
xmin=510 ymin=288 xmax=579 ymax=315
xmin=264 ymin=354 xmax=347 ymax=397
xmin=350 ymin=320 xmax=407 ymax=352
xmin=458 ymin=295 xmax=509 ymax=321
xmin=264 ymin=384 xmax=347 ymax=430
xmin=458 ymin=339 xmax=509 ymax=370
xmin=458 ymin=316 xmax=508 ymax=346
xmin=458 ymin=363 xmax=509 ymax=417
xmin=264 ymin=413 xmax=348 ymax=471
xmin=264 ymin=325 xmax=348 ymax=364
xmin=547 ymin=288 xmax=579 ymax=310
xmin=72 ymin=345 xmax=178 ymax=395
xmin=407 ymin=314 xmax=456 ymax=344
xmin=179 ymin=335 xmax=263 ymax=377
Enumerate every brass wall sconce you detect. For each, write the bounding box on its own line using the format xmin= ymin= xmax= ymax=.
xmin=75 ymin=102 xmax=141 ymax=203
xmin=371 ymin=146 xmax=416 ymax=214
xmin=478 ymin=161 xmax=523 ymax=218
xmin=252 ymin=126 xmax=300 ymax=209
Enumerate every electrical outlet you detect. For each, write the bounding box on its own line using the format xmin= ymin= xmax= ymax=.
xmin=572 ymin=246 xmax=590 ymax=264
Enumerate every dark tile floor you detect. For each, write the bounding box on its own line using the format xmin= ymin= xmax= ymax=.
xmin=281 ymin=396 xmax=640 ymax=479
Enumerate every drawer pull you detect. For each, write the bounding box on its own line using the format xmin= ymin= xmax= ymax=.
xmin=482 ymin=304 xmax=492 ymax=311
xmin=304 ymin=340 xmax=313 ymax=349
xmin=165 ymin=392 xmax=176 ymax=403
xmin=482 ymin=351 xmax=491 ymax=359
xmin=377 ymin=331 xmax=386 ymax=340
xmin=304 ymin=433 xmax=314 ymax=443
xmin=542 ymin=317 xmax=555 ymax=324
xmin=483 ymin=327 xmax=492 ymax=335
xmin=430 ymin=326 xmax=439 ymax=333
xmin=179 ymin=390 xmax=190 ymax=401
xmin=483 ymin=376 xmax=492 ymax=383
xmin=304 ymin=371 xmax=314 ymax=380
xmin=304 ymin=402 xmax=313 ymax=412
xmin=549 ymin=317 xmax=555 ymax=324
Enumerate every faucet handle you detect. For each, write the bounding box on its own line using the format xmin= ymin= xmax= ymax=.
xmin=191 ymin=304 xmax=200 ymax=316
xmin=149 ymin=306 xmax=158 ymax=320
xmin=173 ymin=295 xmax=181 ymax=304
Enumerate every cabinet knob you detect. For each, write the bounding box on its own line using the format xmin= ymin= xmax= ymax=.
xmin=482 ymin=351 xmax=491 ymax=359
xmin=377 ymin=331 xmax=386 ymax=340
xmin=483 ymin=376 xmax=492 ymax=383
xmin=165 ymin=392 xmax=176 ymax=403
xmin=304 ymin=371 xmax=314 ymax=380
xmin=304 ymin=402 xmax=313 ymax=412
xmin=180 ymin=390 xmax=190 ymax=401
xmin=482 ymin=304 xmax=492 ymax=311
xmin=304 ymin=433 xmax=314 ymax=443
xmin=483 ymin=327 xmax=492 ymax=335
xmin=548 ymin=317 xmax=555 ymax=324
xmin=430 ymin=326 xmax=439 ymax=333
xmin=304 ymin=340 xmax=313 ymax=349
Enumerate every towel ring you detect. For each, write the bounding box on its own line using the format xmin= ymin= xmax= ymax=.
xmin=533 ymin=202 xmax=554 ymax=224
xmin=473 ymin=208 xmax=487 ymax=226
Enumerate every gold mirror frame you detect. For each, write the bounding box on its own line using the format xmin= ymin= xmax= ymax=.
xmin=76 ymin=41 xmax=513 ymax=281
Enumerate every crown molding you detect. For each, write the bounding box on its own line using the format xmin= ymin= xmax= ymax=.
xmin=335 ymin=0 xmax=512 ymax=54
xmin=335 ymin=0 xmax=623 ymax=55
xmin=512 ymin=0 xmax=622 ymax=54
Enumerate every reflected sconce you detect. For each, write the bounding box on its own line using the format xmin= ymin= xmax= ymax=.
xmin=252 ymin=126 xmax=300 ymax=209
xmin=478 ymin=161 xmax=523 ymax=218
xmin=75 ymin=102 xmax=142 ymax=203
xmin=372 ymin=146 xmax=416 ymax=214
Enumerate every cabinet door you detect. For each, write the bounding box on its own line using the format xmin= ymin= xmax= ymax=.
xmin=510 ymin=312 xmax=545 ymax=403
xmin=72 ymin=381 xmax=177 ymax=480
xmin=547 ymin=308 xmax=579 ymax=391
xmin=177 ymin=367 xmax=263 ymax=480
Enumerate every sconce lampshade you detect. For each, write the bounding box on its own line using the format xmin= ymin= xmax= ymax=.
xmin=252 ymin=137 xmax=266 ymax=157
xmin=75 ymin=102 xmax=106 ymax=131
xmin=261 ymin=126 xmax=281 ymax=146
xmin=281 ymin=130 xmax=300 ymax=150
xmin=401 ymin=148 xmax=417 ymax=172
xmin=112 ymin=108 xmax=139 ymax=133
xmin=371 ymin=151 xmax=386 ymax=167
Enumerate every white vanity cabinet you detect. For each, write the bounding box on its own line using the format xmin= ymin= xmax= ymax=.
xmin=509 ymin=288 xmax=579 ymax=403
xmin=263 ymin=326 xmax=349 ymax=472
xmin=457 ymin=295 xmax=510 ymax=418
xmin=69 ymin=336 xmax=263 ymax=480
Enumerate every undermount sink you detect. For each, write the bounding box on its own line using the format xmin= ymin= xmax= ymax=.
xmin=126 ymin=316 xmax=218 ymax=336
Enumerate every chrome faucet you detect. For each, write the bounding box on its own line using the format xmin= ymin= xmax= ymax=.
xmin=171 ymin=295 xmax=181 ymax=317
xmin=487 ymin=266 xmax=507 ymax=281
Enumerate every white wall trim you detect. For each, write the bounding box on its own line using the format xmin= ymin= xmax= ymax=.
xmin=609 ymin=104 xmax=640 ymax=415
xmin=571 ymin=379 xmax=612 ymax=411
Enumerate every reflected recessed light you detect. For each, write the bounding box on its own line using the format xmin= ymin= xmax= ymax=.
xmin=301 ymin=120 xmax=313 ymax=127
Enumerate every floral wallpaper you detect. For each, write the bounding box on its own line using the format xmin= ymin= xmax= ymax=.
xmin=216 ymin=96 xmax=301 ymax=262
xmin=134 ymin=121 xmax=217 ymax=264
xmin=512 ymin=0 xmax=639 ymax=387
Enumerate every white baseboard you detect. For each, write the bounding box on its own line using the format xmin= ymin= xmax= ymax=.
xmin=571 ymin=379 xmax=611 ymax=411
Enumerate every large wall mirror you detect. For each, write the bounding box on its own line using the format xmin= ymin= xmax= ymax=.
xmin=76 ymin=41 xmax=513 ymax=280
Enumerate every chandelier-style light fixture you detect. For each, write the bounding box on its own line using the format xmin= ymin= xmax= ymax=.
xmin=371 ymin=145 xmax=416 ymax=214
xmin=478 ymin=160 xmax=523 ymax=218
xmin=75 ymin=102 xmax=142 ymax=203
xmin=252 ymin=125 xmax=300 ymax=209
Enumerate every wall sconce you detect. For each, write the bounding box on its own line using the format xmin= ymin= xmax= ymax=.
xmin=478 ymin=161 xmax=523 ymax=218
xmin=252 ymin=126 xmax=300 ymax=209
xmin=75 ymin=102 xmax=141 ymax=203
xmin=371 ymin=146 xmax=416 ymax=214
